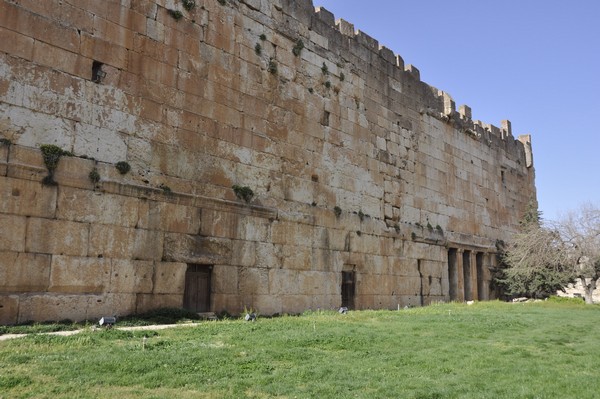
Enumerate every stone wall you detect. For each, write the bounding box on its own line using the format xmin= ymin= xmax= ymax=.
xmin=0 ymin=0 xmax=536 ymax=324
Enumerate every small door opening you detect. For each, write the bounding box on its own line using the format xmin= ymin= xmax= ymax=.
xmin=463 ymin=250 xmax=472 ymax=301
xmin=476 ymin=252 xmax=485 ymax=300
xmin=448 ymin=248 xmax=458 ymax=300
xmin=183 ymin=264 xmax=212 ymax=313
xmin=341 ymin=270 xmax=355 ymax=309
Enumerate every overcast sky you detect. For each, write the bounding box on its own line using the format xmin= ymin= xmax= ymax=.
xmin=315 ymin=0 xmax=600 ymax=222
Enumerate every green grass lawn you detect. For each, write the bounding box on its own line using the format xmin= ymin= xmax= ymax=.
xmin=1 ymin=300 xmax=599 ymax=398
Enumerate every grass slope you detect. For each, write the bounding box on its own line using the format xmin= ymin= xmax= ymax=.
xmin=1 ymin=301 xmax=599 ymax=398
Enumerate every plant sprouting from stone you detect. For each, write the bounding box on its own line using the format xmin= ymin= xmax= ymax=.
xmin=255 ymin=43 xmax=262 ymax=55
xmin=268 ymin=58 xmax=277 ymax=74
xmin=89 ymin=167 xmax=100 ymax=184
xmin=159 ymin=183 xmax=172 ymax=194
xmin=259 ymin=34 xmax=266 ymax=41
xmin=436 ymin=225 xmax=443 ymax=234
xmin=321 ymin=62 xmax=329 ymax=75
xmin=339 ymin=72 xmax=345 ymax=82
xmin=358 ymin=210 xmax=365 ymax=222
xmin=40 ymin=144 xmax=72 ymax=186
xmin=324 ymin=81 xmax=331 ymax=89
xmin=334 ymin=206 xmax=342 ymax=217
xmin=182 ymin=0 xmax=196 ymax=11
xmin=292 ymin=39 xmax=304 ymax=56
xmin=217 ymin=0 xmax=226 ymax=5
xmin=0 ymin=138 xmax=11 ymax=146
xmin=115 ymin=161 xmax=131 ymax=175
xmin=233 ymin=185 xmax=254 ymax=203
xmin=168 ymin=9 xmax=183 ymax=20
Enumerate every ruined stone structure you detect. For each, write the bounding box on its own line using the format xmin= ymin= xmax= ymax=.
xmin=0 ymin=0 xmax=536 ymax=324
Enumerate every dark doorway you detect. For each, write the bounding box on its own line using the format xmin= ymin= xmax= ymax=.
xmin=448 ymin=248 xmax=458 ymax=300
xmin=183 ymin=264 xmax=212 ymax=313
xmin=341 ymin=271 xmax=356 ymax=309
xmin=476 ymin=252 xmax=485 ymax=300
xmin=463 ymin=250 xmax=472 ymax=301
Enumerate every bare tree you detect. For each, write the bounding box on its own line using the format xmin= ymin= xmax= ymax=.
xmin=497 ymin=203 xmax=600 ymax=303
xmin=556 ymin=203 xmax=600 ymax=303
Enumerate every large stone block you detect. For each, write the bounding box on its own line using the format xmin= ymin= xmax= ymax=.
xmin=57 ymin=186 xmax=139 ymax=227
xmin=281 ymin=295 xmax=312 ymax=314
xmin=86 ymin=293 xmax=137 ymax=320
xmin=18 ymin=294 xmax=92 ymax=323
xmin=269 ymin=269 xmax=299 ymax=295
xmin=153 ymin=262 xmax=187 ymax=294
xmin=135 ymin=293 xmax=183 ymax=314
xmin=200 ymin=209 xmax=240 ymax=239
xmin=110 ymin=259 xmax=154 ymax=294
xmin=25 ymin=217 xmax=89 ymax=256
xmin=0 ymin=26 xmax=35 ymax=60
xmin=231 ymin=239 xmax=256 ymax=267
xmin=0 ymin=295 xmax=19 ymax=325
xmin=212 ymin=265 xmax=239 ymax=295
xmin=0 ymin=251 xmax=51 ymax=291
xmin=0 ymin=176 xmax=57 ymax=218
xmin=163 ymin=233 xmax=231 ymax=264
xmin=48 ymin=255 xmax=111 ymax=293
xmin=88 ymin=224 xmax=132 ymax=259
xmin=239 ymin=266 xmax=269 ymax=295
xmin=132 ymin=228 xmax=165 ymax=261
xmin=255 ymin=242 xmax=281 ymax=269
xmin=138 ymin=200 xmax=202 ymax=234
xmin=0 ymin=214 xmax=27 ymax=252
xmin=252 ymin=294 xmax=282 ymax=315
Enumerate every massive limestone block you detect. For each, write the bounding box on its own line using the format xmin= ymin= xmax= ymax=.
xmin=25 ymin=218 xmax=89 ymax=257
xmin=48 ymin=255 xmax=111 ymax=294
xmin=0 ymin=251 xmax=51 ymax=292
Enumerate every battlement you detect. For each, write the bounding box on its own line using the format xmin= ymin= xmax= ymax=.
xmin=305 ymin=1 xmax=528 ymax=152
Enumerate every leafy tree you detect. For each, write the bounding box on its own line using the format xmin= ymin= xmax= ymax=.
xmin=497 ymin=203 xmax=600 ymax=303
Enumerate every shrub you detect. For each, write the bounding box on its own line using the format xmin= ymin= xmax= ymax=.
xmin=292 ymin=39 xmax=304 ymax=56
xmin=334 ymin=206 xmax=342 ymax=217
xmin=168 ymin=9 xmax=183 ymax=20
xmin=40 ymin=144 xmax=72 ymax=185
xmin=88 ymin=168 xmax=100 ymax=184
xmin=115 ymin=161 xmax=131 ymax=175
xmin=233 ymin=185 xmax=254 ymax=203
xmin=182 ymin=0 xmax=196 ymax=11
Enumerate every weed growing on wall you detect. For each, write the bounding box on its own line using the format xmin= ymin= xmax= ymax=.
xmin=40 ymin=144 xmax=72 ymax=186
xmin=182 ymin=0 xmax=196 ymax=11
xmin=115 ymin=161 xmax=131 ymax=175
xmin=168 ymin=9 xmax=183 ymax=20
xmin=159 ymin=183 xmax=172 ymax=194
xmin=268 ymin=58 xmax=277 ymax=74
xmin=292 ymin=39 xmax=304 ymax=56
xmin=232 ymin=185 xmax=254 ymax=203
xmin=88 ymin=168 xmax=100 ymax=184
xmin=334 ymin=206 xmax=342 ymax=217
